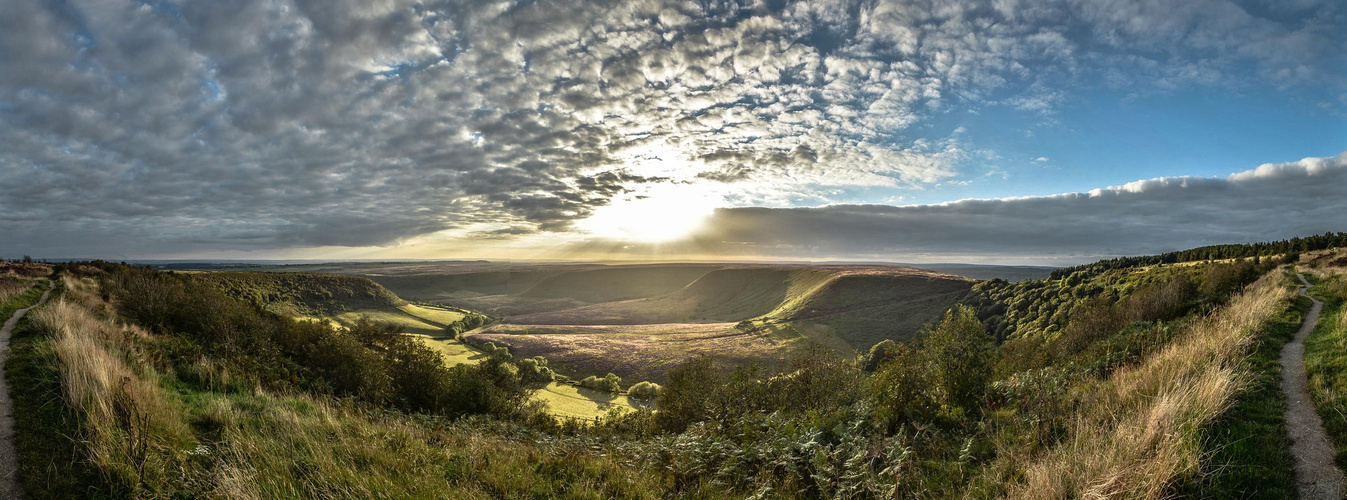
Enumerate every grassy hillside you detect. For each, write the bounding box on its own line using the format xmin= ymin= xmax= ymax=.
xmin=184 ymin=271 xmax=404 ymax=317
xmin=472 ymin=266 xmax=975 ymax=381
xmin=6 ymin=278 xmax=674 ymax=498
xmin=7 ymin=248 xmax=1316 ymax=498
xmin=499 ymin=266 xmax=973 ymax=350
xmin=368 ymin=270 xmax=565 ymax=300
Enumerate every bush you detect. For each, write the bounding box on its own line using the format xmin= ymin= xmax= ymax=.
xmin=304 ymin=332 xmax=393 ymax=404
xmin=517 ymin=356 xmax=554 ymax=386
xmin=925 ymin=305 xmax=992 ymax=414
xmin=626 ymin=381 xmax=661 ymax=400
xmin=868 ymin=343 xmax=935 ymax=427
xmin=656 ymin=357 xmax=719 ymax=432
xmin=580 ymin=373 xmax=622 ymax=393
xmin=863 ymin=339 xmax=898 ymax=372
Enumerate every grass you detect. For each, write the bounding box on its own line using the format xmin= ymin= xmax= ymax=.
xmin=1174 ymin=283 xmax=1306 ymax=498
xmin=534 ymin=383 xmax=649 ymax=420
xmin=11 ymin=275 xmax=690 ymax=498
xmin=998 ymin=270 xmax=1296 ymax=498
xmin=7 ymin=312 xmax=109 ymax=498
xmin=1303 ymin=260 xmax=1347 ymax=469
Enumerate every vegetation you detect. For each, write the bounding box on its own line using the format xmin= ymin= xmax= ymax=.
xmin=57 ymin=262 xmax=544 ymax=420
xmin=1047 ymin=232 xmax=1343 ymax=279
xmin=579 ymin=373 xmax=623 ymax=393
xmin=177 ymin=270 xmax=403 ymax=317
xmin=4 ymin=248 xmax=1318 ymax=498
xmin=1302 ymin=252 xmax=1347 ymax=469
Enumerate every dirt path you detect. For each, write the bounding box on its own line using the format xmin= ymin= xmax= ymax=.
xmin=0 ymin=288 xmax=51 ymax=500
xmin=1282 ymin=274 xmax=1346 ymax=499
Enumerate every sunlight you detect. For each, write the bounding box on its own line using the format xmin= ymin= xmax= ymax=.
xmin=576 ymin=185 xmax=718 ymax=242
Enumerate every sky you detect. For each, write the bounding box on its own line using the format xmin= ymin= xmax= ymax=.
xmin=1 ymin=0 xmax=1345 ymax=265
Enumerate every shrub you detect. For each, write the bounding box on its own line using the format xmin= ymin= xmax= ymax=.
xmin=776 ymin=344 xmax=864 ymax=414
xmin=656 ymin=357 xmax=719 ymax=432
xmin=863 ymin=339 xmax=898 ymax=372
xmin=304 ymin=332 xmax=393 ymax=404
xmin=626 ymin=381 xmax=661 ymax=400
xmin=580 ymin=373 xmax=622 ymax=393
xmin=925 ymin=305 xmax=992 ymax=414
xmin=868 ymin=342 xmax=936 ymax=427
xmin=517 ymin=356 xmax=554 ymax=387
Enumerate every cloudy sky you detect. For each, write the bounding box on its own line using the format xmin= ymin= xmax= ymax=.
xmin=1 ymin=0 xmax=1344 ymax=264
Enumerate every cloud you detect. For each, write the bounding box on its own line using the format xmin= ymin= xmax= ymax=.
xmin=579 ymin=152 xmax=1347 ymax=264
xmin=0 ymin=0 xmax=1342 ymax=257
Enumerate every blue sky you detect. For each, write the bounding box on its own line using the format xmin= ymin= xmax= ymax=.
xmin=0 ymin=0 xmax=1344 ymax=263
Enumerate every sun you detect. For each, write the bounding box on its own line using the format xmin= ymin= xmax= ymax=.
xmin=577 ymin=186 xmax=717 ymax=243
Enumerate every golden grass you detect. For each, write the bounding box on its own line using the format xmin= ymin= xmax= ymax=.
xmin=0 ymin=282 xmax=24 ymax=305
xmin=28 ymin=276 xmax=671 ymax=497
xmin=28 ymin=285 xmax=193 ymax=492
xmin=1005 ymin=270 xmax=1294 ymax=499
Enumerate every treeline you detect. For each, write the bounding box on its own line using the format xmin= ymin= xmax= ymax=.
xmin=1048 ymin=232 xmax=1344 ymax=279
xmin=443 ymin=313 xmax=491 ymax=339
xmin=62 ymin=262 xmax=550 ymax=420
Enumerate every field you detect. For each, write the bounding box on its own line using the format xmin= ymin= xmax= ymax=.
xmin=470 ymin=322 xmax=811 ymax=384
xmin=7 ymin=244 xmax=1328 ymax=498
xmin=335 ymin=304 xmax=466 ymax=335
xmin=170 ymin=269 xmax=641 ymax=419
xmin=1302 ymin=249 xmax=1347 ymax=469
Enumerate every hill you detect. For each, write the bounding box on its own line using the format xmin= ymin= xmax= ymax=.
xmin=182 ymin=271 xmax=403 ymax=317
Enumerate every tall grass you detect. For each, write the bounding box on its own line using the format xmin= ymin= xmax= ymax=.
xmin=1004 ymin=270 xmax=1293 ymax=498
xmin=28 ymin=291 xmax=193 ymax=495
xmin=20 ymin=276 xmax=683 ymax=498
xmin=1304 ymin=257 xmax=1347 ymax=469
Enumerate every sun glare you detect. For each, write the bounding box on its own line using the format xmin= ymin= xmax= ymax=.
xmin=577 ymin=186 xmax=717 ymax=243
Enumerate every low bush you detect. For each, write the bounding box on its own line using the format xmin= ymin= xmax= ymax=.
xmin=580 ymin=373 xmax=622 ymax=393
xmin=626 ymin=380 xmax=661 ymax=400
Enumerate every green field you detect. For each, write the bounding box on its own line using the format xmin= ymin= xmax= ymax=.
xmin=335 ymin=304 xmax=466 ymax=335
xmin=415 ymin=333 xmax=644 ymax=418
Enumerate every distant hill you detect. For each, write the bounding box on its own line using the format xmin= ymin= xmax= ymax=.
xmin=913 ymin=264 xmax=1057 ymax=282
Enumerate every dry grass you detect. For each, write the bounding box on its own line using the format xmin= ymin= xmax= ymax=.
xmin=28 ymin=280 xmax=193 ymax=493
xmin=0 ymin=282 xmax=25 ymax=305
xmin=21 ymin=274 xmax=682 ymax=498
xmin=1004 ymin=270 xmax=1294 ymax=499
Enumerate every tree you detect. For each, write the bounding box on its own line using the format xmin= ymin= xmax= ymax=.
xmin=925 ymin=305 xmax=992 ymax=414
xmin=655 ymin=357 xmax=720 ymax=432
xmin=869 ymin=342 xmax=935 ymax=428
xmin=863 ymin=339 xmax=898 ymax=372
